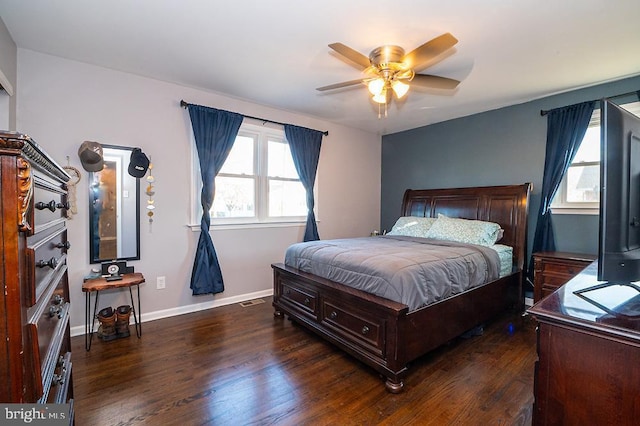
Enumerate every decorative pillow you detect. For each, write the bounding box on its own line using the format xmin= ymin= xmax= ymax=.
xmin=425 ymin=214 xmax=503 ymax=246
xmin=387 ymin=216 xmax=437 ymax=238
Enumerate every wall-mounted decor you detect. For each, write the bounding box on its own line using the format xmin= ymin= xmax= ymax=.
xmin=146 ymin=159 xmax=154 ymax=229
xmin=63 ymin=155 xmax=81 ymax=218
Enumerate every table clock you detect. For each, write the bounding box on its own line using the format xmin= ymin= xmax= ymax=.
xmin=101 ymin=260 xmax=134 ymax=281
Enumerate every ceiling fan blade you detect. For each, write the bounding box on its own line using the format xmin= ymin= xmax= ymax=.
xmin=316 ymin=79 xmax=364 ymax=91
xmin=403 ymin=33 xmax=458 ymax=70
xmin=411 ymin=74 xmax=460 ymax=90
xmin=328 ymin=43 xmax=371 ymax=69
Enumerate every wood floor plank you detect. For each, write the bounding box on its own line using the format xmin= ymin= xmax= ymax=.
xmin=71 ymin=296 xmax=536 ymax=425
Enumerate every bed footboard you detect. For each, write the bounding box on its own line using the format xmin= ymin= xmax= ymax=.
xmin=272 ymin=262 xmax=411 ymax=393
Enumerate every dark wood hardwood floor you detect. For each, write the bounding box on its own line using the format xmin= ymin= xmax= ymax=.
xmin=71 ymin=296 xmax=536 ymax=425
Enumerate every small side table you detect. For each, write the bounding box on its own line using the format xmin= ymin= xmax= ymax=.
xmin=82 ymin=272 xmax=145 ymax=351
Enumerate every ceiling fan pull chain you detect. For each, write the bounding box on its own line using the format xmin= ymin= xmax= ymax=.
xmin=377 ymin=102 xmax=390 ymax=119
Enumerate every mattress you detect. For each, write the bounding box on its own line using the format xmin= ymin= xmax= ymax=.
xmin=284 ymin=235 xmax=510 ymax=311
xmin=493 ymin=244 xmax=514 ymax=277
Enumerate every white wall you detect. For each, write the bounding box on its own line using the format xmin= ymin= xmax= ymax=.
xmin=16 ymin=49 xmax=381 ymax=332
xmin=0 ymin=91 xmax=9 ymax=129
xmin=0 ymin=16 xmax=16 ymax=129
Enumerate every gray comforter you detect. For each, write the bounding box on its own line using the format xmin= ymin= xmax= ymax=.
xmin=284 ymin=235 xmax=501 ymax=311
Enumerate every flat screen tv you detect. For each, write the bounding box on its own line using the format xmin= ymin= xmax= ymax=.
xmin=598 ymin=100 xmax=640 ymax=284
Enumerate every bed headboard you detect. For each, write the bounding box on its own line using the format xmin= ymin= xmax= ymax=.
xmin=401 ymin=183 xmax=531 ymax=272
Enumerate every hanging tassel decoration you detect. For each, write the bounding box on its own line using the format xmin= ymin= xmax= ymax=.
xmin=145 ymin=158 xmax=155 ymax=232
xmin=62 ymin=155 xmax=81 ymax=218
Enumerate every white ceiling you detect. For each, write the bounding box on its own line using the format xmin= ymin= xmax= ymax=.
xmin=1 ymin=0 xmax=639 ymax=135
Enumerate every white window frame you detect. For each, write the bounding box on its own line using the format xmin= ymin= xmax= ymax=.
xmin=189 ymin=121 xmax=315 ymax=229
xmin=551 ymin=109 xmax=601 ymax=215
xmin=552 ymin=101 xmax=640 ymax=215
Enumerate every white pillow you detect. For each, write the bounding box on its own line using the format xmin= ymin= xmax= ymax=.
xmin=387 ymin=216 xmax=437 ymax=238
xmin=425 ymin=214 xmax=503 ymax=246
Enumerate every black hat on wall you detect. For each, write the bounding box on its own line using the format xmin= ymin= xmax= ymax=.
xmin=128 ymin=148 xmax=150 ymax=178
xmin=78 ymin=141 xmax=104 ymax=172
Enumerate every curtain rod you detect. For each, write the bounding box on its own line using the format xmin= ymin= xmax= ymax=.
xmin=540 ymin=89 xmax=640 ymax=116
xmin=180 ymin=100 xmax=329 ymax=136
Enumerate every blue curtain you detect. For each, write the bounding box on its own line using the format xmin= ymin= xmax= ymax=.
xmin=284 ymin=124 xmax=323 ymax=241
xmin=530 ymin=101 xmax=595 ymax=274
xmin=187 ymin=104 xmax=243 ymax=295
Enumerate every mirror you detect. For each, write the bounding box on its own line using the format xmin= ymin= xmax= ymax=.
xmin=89 ymin=144 xmax=140 ymax=263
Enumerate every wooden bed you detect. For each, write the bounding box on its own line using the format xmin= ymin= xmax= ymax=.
xmin=272 ymin=183 xmax=531 ymax=392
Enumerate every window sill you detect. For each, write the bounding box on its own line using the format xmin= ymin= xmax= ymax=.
xmin=550 ymin=207 xmax=598 ymax=215
xmin=188 ymin=221 xmax=308 ymax=231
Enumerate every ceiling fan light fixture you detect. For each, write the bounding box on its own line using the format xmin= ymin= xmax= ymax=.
xmin=319 ymin=33 xmax=460 ymax=116
xmin=367 ymin=78 xmax=385 ymax=96
xmin=372 ymin=89 xmax=388 ymax=104
xmin=391 ymin=80 xmax=410 ymax=98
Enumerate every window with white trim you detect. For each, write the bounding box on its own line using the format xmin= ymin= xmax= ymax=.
xmin=191 ymin=122 xmax=309 ymax=226
xmin=552 ymin=101 xmax=640 ymax=214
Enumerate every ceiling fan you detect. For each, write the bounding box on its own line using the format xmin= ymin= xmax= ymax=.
xmin=317 ymin=33 xmax=460 ymax=115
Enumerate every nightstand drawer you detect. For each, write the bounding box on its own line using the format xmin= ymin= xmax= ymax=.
xmin=540 ymin=261 xmax=587 ymax=277
xmin=539 ymin=273 xmax=574 ymax=287
xmin=540 ymin=285 xmax=560 ymax=300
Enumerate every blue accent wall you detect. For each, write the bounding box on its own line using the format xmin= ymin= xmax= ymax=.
xmin=381 ymin=75 xmax=640 ymax=259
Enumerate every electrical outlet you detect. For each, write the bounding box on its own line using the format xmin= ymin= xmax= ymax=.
xmin=156 ymin=276 xmax=166 ymax=289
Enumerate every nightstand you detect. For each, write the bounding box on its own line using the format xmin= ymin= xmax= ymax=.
xmin=532 ymin=251 xmax=596 ymax=302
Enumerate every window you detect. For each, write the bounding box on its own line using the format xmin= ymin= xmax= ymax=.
xmin=552 ymin=101 xmax=640 ymax=214
xmin=191 ymin=122 xmax=310 ymax=226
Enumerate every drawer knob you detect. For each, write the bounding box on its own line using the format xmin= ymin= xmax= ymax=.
xmin=304 ymin=297 xmax=310 ymax=305
xmin=52 ymin=374 xmax=65 ymax=386
xmin=55 ymin=241 xmax=71 ymax=250
xmin=36 ymin=257 xmax=58 ymax=269
xmin=49 ymin=305 xmax=62 ymax=319
xmin=329 ymin=311 xmax=337 ymax=319
xmin=361 ymin=325 xmax=370 ymax=335
xmin=284 ymin=289 xmax=290 ymax=295
xmin=35 ymin=200 xmax=57 ymax=212
xmin=35 ymin=200 xmax=69 ymax=212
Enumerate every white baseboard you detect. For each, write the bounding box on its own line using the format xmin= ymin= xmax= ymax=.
xmin=70 ymin=288 xmax=274 ymax=337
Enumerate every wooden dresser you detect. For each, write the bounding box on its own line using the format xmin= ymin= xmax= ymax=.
xmin=0 ymin=131 xmax=74 ymax=420
xmin=532 ymin=251 xmax=596 ymax=302
xmin=528 ymin=262 xmax=640 ymax=425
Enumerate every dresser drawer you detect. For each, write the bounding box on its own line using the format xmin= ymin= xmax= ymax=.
xmin=25 ymin=268 xmax=70 ymax=401
xmin=321 ymin=297 xmax=385 ymax=357
xmin=278 ymin=278 xmax=318 ymax=319
xmin=42 ymin=351 xmax=72 ymax=405
xmin=33 ymin=173 xmax=69 ymax=234
xmin=25 ymin=226 xmax=70 ymax=306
